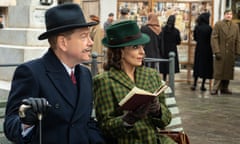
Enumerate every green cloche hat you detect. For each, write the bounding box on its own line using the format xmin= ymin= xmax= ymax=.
xmin=102 ymin=20 xmax=150 ymax=48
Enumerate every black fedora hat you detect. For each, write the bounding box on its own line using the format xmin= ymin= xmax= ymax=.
xmin=38 ymin=3 xmax=97 ymax=40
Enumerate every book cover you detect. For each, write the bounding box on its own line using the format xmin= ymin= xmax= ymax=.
xmin=119 ymin=85 xmax=168 ymax=111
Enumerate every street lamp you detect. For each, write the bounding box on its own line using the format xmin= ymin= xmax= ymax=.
xmin=40 ymin=0 xmax=53 ymax=5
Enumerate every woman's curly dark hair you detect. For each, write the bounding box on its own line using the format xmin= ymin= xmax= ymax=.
xmin=103 ymin=47 xmax=123 ymax=71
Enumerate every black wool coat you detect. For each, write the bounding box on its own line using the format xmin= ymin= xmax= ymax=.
xmin=141 ymin=26 xmax=162 ymax=59
xmin=193 ymin=24 xmax=213 ymax=79
xmin=159 ymin=26 xmax=181 ymax=74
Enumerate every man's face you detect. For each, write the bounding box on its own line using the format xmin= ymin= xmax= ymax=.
xmin=224 ymin=11 xmax=233 ymax=21
xmin=61 ymin=27 xmax=93 ymax=65
xmin=109 ymin=16 xmax=114 ymax=22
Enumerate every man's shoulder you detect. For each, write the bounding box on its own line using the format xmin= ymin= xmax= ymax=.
xmin=103 ymin=21 xmax=110 ymax=27
xmin=103 ymin=21 xmax=108 ymax=25
xmin=21 ymin=58 xmax=42 ymax=68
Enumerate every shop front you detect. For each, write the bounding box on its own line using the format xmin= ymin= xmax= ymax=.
xmin=117 ymin=0 xmax=213 ymax=82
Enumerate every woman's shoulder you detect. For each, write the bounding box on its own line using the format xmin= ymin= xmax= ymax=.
xmin=137 ymin=66 xmax=162 ymax=85
xmin=138 ymin=66 xmax=159 ymax=75
xmin=93 ymin=71 xmax=109 ymax=80
xmin=93 ymin=72 xmax=111 ymax=87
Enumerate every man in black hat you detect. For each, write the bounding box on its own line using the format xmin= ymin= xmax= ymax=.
xmin=4 ymin=3 xmax=105 ymax=144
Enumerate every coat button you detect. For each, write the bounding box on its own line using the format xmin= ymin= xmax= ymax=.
xmin=55 ymin=104 xmax=60 ymax=109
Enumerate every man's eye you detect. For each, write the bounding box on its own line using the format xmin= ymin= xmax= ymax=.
xmin=80 ymin=34 xmax=87 ymax=38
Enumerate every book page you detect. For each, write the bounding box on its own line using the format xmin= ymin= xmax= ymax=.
xmin=119 ymin=87 xmax=152 ymax=106
xmin=153 ymin=85 xmax=168 ymax=96
xmin=119 ymin=85 xmax=168 ymax=111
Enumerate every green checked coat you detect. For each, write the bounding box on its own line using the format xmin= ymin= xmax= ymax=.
xmin=93 ymin=66 xmax=173 ymax=144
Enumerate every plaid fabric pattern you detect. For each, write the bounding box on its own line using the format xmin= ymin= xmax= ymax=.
xmin=93 ymin=66 xmax=172 ymax=144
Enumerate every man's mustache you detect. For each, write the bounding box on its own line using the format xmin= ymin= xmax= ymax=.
xmin=82 ymin=48 xmax=92 ymax=53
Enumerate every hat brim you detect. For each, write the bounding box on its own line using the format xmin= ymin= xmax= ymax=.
xmin=38 ymin=22 xmax=97 ymax=40
xmin=102 ymin=33 xmax=150 ymax=48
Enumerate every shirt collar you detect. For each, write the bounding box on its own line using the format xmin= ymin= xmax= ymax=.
xmin=61 ymin=62 xmax=75 ymax=76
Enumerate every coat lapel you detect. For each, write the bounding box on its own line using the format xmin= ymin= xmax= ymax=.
xmin=43 ymin=49 xmax=76 ymax=108
xmin=227 ymin=21 xmax=236 ymax=38
xmin=72 ymin=65 xmax=93 ymax=122
xmin=109 ymin=67 xmax=135 ymax=90
xmin=134 ymin=67 xmax=152 ymax=90
xmin=220 ymin=20 xmax=234 ymax=38
xmin=109 ymin=67 xmax=152 ymax=92
xmin=108 ymin=67 xmax=155 ymax=103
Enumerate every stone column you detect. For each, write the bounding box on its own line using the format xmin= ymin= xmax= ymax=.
xmin=0 ymin=0 xmax=57 ymax=81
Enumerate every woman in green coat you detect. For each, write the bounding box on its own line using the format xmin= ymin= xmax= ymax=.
xmin=93 ymin=20 xmax=175 ymax=144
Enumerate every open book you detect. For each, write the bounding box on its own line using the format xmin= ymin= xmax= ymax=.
xmin=118 ymin=84 xmax=168 ymax=111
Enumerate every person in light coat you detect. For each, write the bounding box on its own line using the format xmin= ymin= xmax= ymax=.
xmin=211 ymin=9 xmax=240 ymax=95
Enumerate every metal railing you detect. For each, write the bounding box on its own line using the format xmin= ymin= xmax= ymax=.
xmin=0 ymin=52 xmax=175 ymax=97
xmin=144 ymin=52 xmax=175 ymax=97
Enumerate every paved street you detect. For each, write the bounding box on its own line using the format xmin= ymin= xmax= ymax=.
xmin=174 ymin=68 xmax=240 ymax=144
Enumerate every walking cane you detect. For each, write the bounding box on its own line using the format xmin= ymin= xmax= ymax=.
xmin=19 ymin=105 xmax=43 ymax=144
xmin=38 ymin=113 xmax=43 ymax=144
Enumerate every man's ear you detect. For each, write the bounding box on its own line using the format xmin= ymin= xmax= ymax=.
xmin=57 ymin=35 xmax=68 ymax=51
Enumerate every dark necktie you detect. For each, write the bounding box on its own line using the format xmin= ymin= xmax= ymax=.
xmin=70 ymin=70 xmax=76 ymax=84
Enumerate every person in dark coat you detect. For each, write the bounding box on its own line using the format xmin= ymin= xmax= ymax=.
xmin=141 ymin=13 xmax=162 ymax=68
xmin=191 ymin=12 xmax=213 ymax=91
xmin=160 ymin=15 xmax=181 ymax=81
xmin=4 ymin=4 xmax=105 ymax=144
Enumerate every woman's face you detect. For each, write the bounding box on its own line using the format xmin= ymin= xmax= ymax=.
xmin=121 ymin=45 xmax=145 ymax=68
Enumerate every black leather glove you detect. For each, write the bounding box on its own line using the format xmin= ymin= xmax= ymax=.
xmin=148 ymin=97 xmax=161 ymax=117
xmin=215 ymin=53 xmax=221 ymax=60
xmin=19 ymin=97 xmax=50 ymax=125
xmin=122 ymin=104 xmax=150 ymax=125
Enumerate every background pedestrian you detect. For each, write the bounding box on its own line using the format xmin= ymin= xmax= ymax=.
xmin=141 ymin=13 xmax=163 ymax=69
xmin=160 ymin=15 xmax=181 ymax=81
xmin=191 ymin=12 xmax=213 ymax=91
xmin=210 ymin=9 xmax=240 ymax=95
